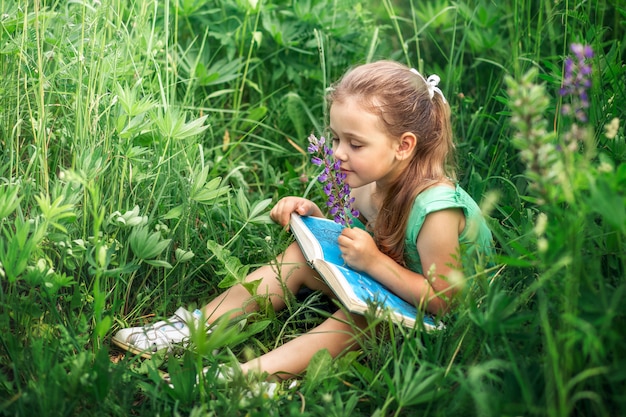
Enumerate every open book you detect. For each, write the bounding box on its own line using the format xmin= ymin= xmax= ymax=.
xmin=290 ymin=213 xmax=442 ymax=331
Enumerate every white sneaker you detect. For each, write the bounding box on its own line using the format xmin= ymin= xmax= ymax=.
xmin=112 ymin=307 xmax=205 ymax=358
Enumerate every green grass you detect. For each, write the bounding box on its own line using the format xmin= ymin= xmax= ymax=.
xmin=1 ymin=0 xmax=625 ymax=415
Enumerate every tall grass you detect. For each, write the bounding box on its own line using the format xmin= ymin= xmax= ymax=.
xmin=0 ymin=0 xmax=624 ymax=415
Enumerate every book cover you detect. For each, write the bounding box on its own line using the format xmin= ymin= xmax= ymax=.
xmin=290 ymin=213 xmax=441 ymax=330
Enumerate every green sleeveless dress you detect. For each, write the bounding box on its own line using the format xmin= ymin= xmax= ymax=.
xmin=403 ymin=184 xmax=494 ymax=274
xmin=353 ymin=184 xmax=493 ymax=275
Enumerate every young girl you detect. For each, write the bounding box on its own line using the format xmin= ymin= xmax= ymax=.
xmin=112 ymin=60 xmax=494 ymax=379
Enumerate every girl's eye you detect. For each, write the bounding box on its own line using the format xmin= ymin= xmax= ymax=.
xmin=330 ymin=136 xmax=361 ymax=150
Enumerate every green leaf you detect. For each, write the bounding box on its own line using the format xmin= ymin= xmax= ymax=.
xmin=590 ymin=176 xmax=626 ymax=234
xmin=162 ymin=205 xmax=184 ymax=220
xmin=216 ymin=258 xmax=250 ymax=289
xmin=118 ymin=113 xmax=149 ymax=139
xmin=175 ymin=248 xmax=195 ymax=263
xmin=241 ymin=277 xmax=261 ymax=296
xmin=190 ymin=167 xmax=230 ymax=205
xmin=35 ymin=193 xmax=76 ymax=233
xmin=197 ymin=317 xmax=272 ymax=354
xmin=166 ymin=353 xmax=198 ymax=403
xmin=43 ymin=272 xmax=76 ymax=294
xmin=0 ymin=219 xmax=43 ymax=282
xmin=114 ymin=82 xmax=155 ymax=117
xmin=144 ymin=259 xmax=173 ymax=269
xmin=235 ymin=188 xmax=250 ymax=218
xmin=217 ymin=275 xmax=238 ymax=289
xmin=248 ymin=198 xmax=272 ymax=223
xmin=154 ymin=110 xmax=209 ymax=140
xmin=393 ymin=363 xmax=445 ymax=407
xmin=196 ymin=57 xmax=243 ymax=87
xmin=97 ymin=263 xmax=141 ymax=277
xmin=0 ymin=184 xmax=21 ymax=219
xmin=247 ymin=106 xmax=267 ymax=122
xmin=207 ymin=239 xmax=250 ymax=289
xmin=305 ymin=349 xmax=333 ymax=384
xmin=206 ymin=239 xmax=227 ymax=259
xmin=94 ymin=315 xmax=112 ymax=340
xmin=191 ymin=177 xmax=230 ymax=204
xmin=129 ymin=226 xmax=171 ymax=260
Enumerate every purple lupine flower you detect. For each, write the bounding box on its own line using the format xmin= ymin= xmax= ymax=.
xmin=307 ymin=134 xmax=359 ymax=226
xmin=560 ymin=43 xmax=594 ymax=122
xmin=311 ymin=156 xmax=324 ymax=166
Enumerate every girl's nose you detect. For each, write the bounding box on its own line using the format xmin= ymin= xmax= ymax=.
xmin=333 ymin=142 xmax=348 ymax=161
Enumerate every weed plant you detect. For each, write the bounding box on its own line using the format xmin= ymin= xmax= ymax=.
xmin=0 ymin=0 xmax=624 ymax=416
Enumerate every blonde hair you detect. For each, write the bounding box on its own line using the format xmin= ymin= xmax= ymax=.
xmin=327 ymin=60 xmax=456 ymax=265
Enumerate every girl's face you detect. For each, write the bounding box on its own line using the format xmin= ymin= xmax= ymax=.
xmin=329 ymin=97 xmax=407 ymax=189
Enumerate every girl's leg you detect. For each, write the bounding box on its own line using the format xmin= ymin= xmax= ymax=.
xmin=203 ymin=242 xmax=366 ymax=378
xmin=112 ymin=242 xmax=331 ymax=357
xmin=240 ymin=310 xmax=367 ymax=378
xmin=202 ymin=241 xmax=333 ymax=323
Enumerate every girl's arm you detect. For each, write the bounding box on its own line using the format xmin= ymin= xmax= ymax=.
xmin=338 ymin=208 xmax=464 ymax=314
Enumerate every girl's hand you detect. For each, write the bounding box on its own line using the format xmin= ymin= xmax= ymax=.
xmin=337 ymin=227 xmax=380 ymax=272
xmin=270 ymin=197 xmax=323 ymax=228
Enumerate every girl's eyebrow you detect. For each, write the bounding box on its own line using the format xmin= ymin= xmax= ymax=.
xmin=328 ymin=126 xmax=366 ymax=142
xmin=342 ymin=132 xmax=367 ymax=142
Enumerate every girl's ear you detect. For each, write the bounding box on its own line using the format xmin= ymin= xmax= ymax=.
xmin=396 ymin=132 xmax=417 ymax=160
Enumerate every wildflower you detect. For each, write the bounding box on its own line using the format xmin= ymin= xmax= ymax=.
xmin=505 ymin=68 xmax=560 ymax=202
xmin=533 ymin=212 xmax=548 ymax=236
xmin=537 ymin=237 xmax=549 ymax=253
xmin=560 ymin=43 xmax=594 ymax=123
xmin=307 ymin=134 xmax=359 ymax=225
xmin=604 ymin=117 xmax=620 ymax=140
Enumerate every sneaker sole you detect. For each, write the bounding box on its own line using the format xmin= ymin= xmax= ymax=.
xmin=111 ymin=335 xmax=159 ymax=360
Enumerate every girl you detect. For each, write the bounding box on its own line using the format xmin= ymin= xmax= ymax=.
xmin=112 ymin=60 xmax=494 ymax=379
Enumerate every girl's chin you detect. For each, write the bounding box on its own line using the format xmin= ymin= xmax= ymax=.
xmin=344 ymin=177 xmax=362 ymax=189
xmin=344 ymin=172 xmax=368 ymax=189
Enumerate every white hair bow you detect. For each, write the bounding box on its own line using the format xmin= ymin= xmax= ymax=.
xmin=410 ymin=68 xmax=447 ymax=103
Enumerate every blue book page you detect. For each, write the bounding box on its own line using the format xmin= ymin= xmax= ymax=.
xmin=299 ymin=215 xmax=437 ymax=328
xmin=331 ymin=263 xmax=419 ymax=319
xmin=299 ymin=215 xmax=344 ymax=264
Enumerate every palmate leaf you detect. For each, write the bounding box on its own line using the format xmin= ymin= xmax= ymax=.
xmin=232 ymin=191 xmax=272 ymax=224
xmin=0 ymin=184 xmax=21 ymax=219
xmin=194 ymin=57 xmax=244 ymax=87
xmin=248 ymin=198 xmax=272 ymax=224
xmin=154 ymin=109 xmax=209 ymax=140
xmin=190 ymin=172 xmax=230 ymax=205
xmin=114 ymin=82 xmax=155 ymax=117
xmin=192 ymin=316 xmax=271 ymax=356
xmin=129 ymin=225 xmax=171 ymax=261
xmin=0 ymin=219 xmax=42 ymax=282
xmin=174 ymin=248 xmax=194 ymax=263
xmin=392 ymin=362 xmax=446 ymax=407
xmin=35 ymin=193 xmax=76 ymax=233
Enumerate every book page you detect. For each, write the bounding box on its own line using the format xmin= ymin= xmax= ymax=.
xmin=320 ymin=260 xmax=420 ymax=327
xmin=297 ymin=215 xmax=344 ymax=265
